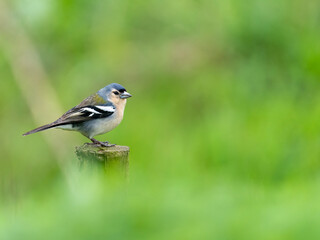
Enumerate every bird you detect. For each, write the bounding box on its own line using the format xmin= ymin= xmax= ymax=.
xmin=23 ymin=83 xmax=132 ymax=147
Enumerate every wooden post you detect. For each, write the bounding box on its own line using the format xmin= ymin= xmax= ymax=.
xmin=75 ymin=144 xmax=129 ymax=176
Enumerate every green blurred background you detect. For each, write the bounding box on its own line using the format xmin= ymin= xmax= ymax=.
xmin=1 ymin=0 xmax=320 ymax=239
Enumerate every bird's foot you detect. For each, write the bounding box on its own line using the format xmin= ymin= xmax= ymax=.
xmin=102 ymin=141 xmax=116 ymax=147
xmin=90 ymin=138 xmax=115 ymax=147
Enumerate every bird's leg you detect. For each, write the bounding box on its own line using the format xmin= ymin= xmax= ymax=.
xmin=90 ymin=138 xmax=115 ymax=147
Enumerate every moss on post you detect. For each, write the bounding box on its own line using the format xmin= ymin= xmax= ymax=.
xmin=75 ymin=144 xmax=129 ymax=175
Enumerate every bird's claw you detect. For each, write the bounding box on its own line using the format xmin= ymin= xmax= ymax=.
xmin=90 ymin=138 xmax=116 ymax=147
xmin=101 ymin=141 xmax=116 ymax=147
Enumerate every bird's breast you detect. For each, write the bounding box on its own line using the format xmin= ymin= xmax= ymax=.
xmin=86 ymin=107 xmax=125 ymax=138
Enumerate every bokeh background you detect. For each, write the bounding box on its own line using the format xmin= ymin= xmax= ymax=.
xmin=1 ymin=0 xmax=320 ymax=239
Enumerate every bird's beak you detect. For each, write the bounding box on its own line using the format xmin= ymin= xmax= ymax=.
xmin=120 ymin=91 xmax=132 ymax=99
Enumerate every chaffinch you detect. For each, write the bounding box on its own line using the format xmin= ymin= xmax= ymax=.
xmin=23 ymin=83 xmax=132 ymax=147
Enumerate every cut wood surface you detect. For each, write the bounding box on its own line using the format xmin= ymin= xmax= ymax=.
xmin=76 ymin=144 xmax=130 ymax=175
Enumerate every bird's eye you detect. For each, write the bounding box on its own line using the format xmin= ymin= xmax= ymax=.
xmin=113 ymin=91 xmax=119 ymax=95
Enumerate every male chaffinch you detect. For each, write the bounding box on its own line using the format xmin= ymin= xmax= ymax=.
xmin=23 ymin=83 xmax=132 ymax=147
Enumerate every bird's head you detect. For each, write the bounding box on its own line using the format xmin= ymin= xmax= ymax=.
xmin=98 ymin=83 xmax=132 ymax=104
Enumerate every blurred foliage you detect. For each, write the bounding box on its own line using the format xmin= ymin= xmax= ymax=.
xmin=1 ymin=0 xmax=320 ymax=239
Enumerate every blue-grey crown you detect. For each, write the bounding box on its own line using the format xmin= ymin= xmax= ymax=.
xmin=97 ymin=83 xmax=126 ymax=99
xmin=107 ymin=83 xmax=126 ymax=92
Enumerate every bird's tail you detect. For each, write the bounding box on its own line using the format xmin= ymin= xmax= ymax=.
xmin=23 ymin=122 xmax=60 ymax=136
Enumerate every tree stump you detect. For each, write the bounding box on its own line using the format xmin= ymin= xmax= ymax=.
xmin=75 ymin=143 xmax=129 ymax=176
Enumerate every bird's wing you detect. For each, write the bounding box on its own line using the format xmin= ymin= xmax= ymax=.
xmin=22 ymin=93 xmax=114 ymax=136
xmin=53 ymin=93 xmax=115 ymax=125
xmin=59 ymin=104 xmax=115 ymax=122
